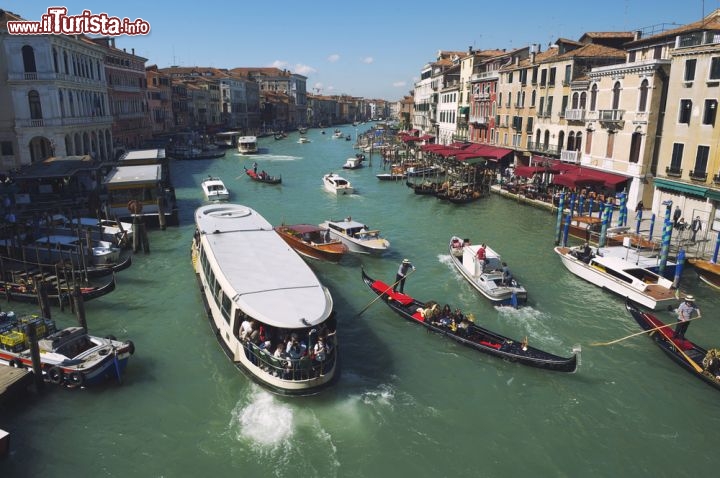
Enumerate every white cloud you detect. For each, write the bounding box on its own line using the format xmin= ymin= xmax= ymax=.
xmin=294 ymin=63 xmax=317 ymax=75
xmin=314 ymin=82 xmax=324 ymax=90
xmin=362 ymin=57 xmax=374 ymax=64
xmin=327 ymin=54 xmax=340 ymax=63
xmin=393 ymin=81 xmax=407 ymax=87
xmin=270 ymin=60 xmax=287 ymax=68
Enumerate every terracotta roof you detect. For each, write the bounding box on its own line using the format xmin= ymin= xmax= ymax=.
xmin=627 ymin=9 xmax=720 ymax=46
xmin=580 ymin=31 xmax=635 ymax=40
xmin=231 ymin=67 xmax=293 ymax=78
xmin=552 ymin=43 xmax=626 ymax=62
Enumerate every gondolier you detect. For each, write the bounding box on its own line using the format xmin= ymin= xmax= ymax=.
xmin=675 ymin=295 xmax=701 ymax=340
xmin=393 ymin=259 xmax=415 ymax=293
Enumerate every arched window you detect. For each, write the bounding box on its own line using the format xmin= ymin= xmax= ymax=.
xmin=638 ymin=79 xmax=649 ymax=112
xmin=575 ymin=132 xmax=583 ymax=152
xmin=571 ymin=92 xmax=579 ymax=109
xmin=63 ymin=51 xmax=69 ymax=73
xmin=568 ymin=131 xmax=576 ymax=151
xmin=531 ymin=90 xmax=536 ymax=107
xmin=612 ymin=81 xmax=621 ymax=110
xmin=52 ymin=48 xmax=58 ymax=73
xmin=580 ymin=92 xmax=587 ymax=109
xmin=22 ymin=45 xmax=37 ymax=73
xmin=590 ymin=84 xmax=598 ymax=111
xmin=28 ymin=90 xmax=43 ymax=119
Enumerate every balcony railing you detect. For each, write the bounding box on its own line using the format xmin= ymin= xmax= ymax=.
xmin=527 ymin=141 xmax=560 ymax=155
xmin=560 ymin=150 xmax=580 ymax=163
xmin=598 ymin=109 xmax=625 ymax=121
xmin=689 ymin=170 xmax=708 ymax=181
xmin=469 ymin=115 xmax=488 ymax=125
xmin=665 ymin=166 xmax=683 ymax=177
xmin=565 ymin=109 xmax=586 ymax=121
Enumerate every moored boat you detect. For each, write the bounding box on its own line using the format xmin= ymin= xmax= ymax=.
xmin=688 ymin=258 xmax=720 ymax=289
xmin=0 ymin=322 xmax=135 ymax=388
xmin=555 ymin=244 xmax=678 ymax=310
xmin=0 ymin=273 xmax=116 ymax=305
xmin=448 ymin=236 xmax=527 ymax=306
xmin=298 ymin=137 xmax=311 ymax=144
xmin=32 ymin=234 xmax=122 ymax=267
xmin=342 ymin=156 xmax=364 ymax=170
xmin=625 ymin=300 xmax=720 ymax=391
xmin=322 ymin=173 xmax=354 ymax=195
xmin=192 ymin=203 xmax=338 ymax=395
xmin=201 ymin=176 xmax=230 ymax=201
xmin=237 ymin=136 xmax=258 ymax=154
xmin=319 ymin=217 xmax=390 ymax=255
xmin=361 ymin=268 xmax=578 ymax=372
xmin=274 ymin=224 xmax=348 ymax=262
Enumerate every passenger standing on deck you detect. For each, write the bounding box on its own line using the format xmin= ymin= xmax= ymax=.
xmin=501 ymin=262 xmax=513 ymax=286
xmin=675 ymin=295 xmax=701 ymax=340
xmin=393 ymin=259 xmax=415 ymax=293
xmin=476 ymin=243 xmax=487 ymax=267
xmin=253 ymin=161 xmax=258 ymax=174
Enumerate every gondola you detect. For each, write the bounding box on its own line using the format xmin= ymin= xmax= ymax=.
xmin=405 ymin=180 xmax=438 ymax=196
xmin=244 ymin=166 xmax=282 ymax=185
xmin=625 ymin=300 xmax=720 ymax=391
xmin=0 ymin=274 xmax=116 ymax=305
xmin=361 ymin=268 xmax=578 ymax=372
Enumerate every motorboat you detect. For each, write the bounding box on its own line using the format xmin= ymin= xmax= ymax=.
xmin=0 ymin=321 xmax=135 ymax=388
xmin=298 ymin=137 xmax=311 ymax=144
xmin=39 ymin=214 xmax=133 ymax=248
xmin=274 ymin=224 xmax=348 ymax=262
xmin=192 ymin=203 xmax=338 ymax=395
xmin=342 ymin=156 xmax=364 ymax=170
xmin=33 ymin=234 xmax=121 ymax=267
xmin=322 ymin=173 xmax=354 ymax=195
xmin=237 ymin=136 xmax=258 ymax=154
xmin=554 ymin=243 xmax=678 ymax=310
xmin=448 ymin=236 xmax=527 ymax=306
xmin=201 ymin=176 xmax=230 ymax=201
xmin=318 ymin=217 xmax=390 ymax=255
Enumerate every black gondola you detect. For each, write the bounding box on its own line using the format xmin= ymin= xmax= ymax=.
xmin=361 ymin=268 xmax=578 ymax=372
xmin=244 ymin=167 xmax=282 ymax=185
xmin=0 ymin=274 xmax=116 ymax=305
xmin=405 ymin=180 xmax=438 ymax=196
xmin=625 ymin=300 xmax=720 ymax=391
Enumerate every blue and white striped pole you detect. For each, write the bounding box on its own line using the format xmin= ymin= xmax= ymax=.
xmin=712 ymin=233 xmax=720 ymax=263
xmin=658 ymin=219 xmax=673 ymax=276
xmin=618 ymin=192 xmax=627 ymax=227
xmin=635 ymin=209 xmax=643 ymax=235
xmin=587 ymin=196 xmax=595 ymax=217
xmin=578 ymin=195 xmax=586 ymax=217
xmin=554 ymin=192 xmax=565 ymax=245
xmin=599 ymin=204 xmax=610 ymax=248
xmin=649 ymin=213 xmax=656 ymax=240
xmin=568 ymin=193 xmax=577 ymax=218
xmin=673 ymin=247 xmax=686 ymax=288
xmin=563 ymin=213 xmax=572 ymax=247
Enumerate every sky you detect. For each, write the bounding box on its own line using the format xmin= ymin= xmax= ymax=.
xmin=3 ymin=1 xmax=717 ymax=101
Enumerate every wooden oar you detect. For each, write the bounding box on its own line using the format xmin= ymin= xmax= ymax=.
xmin=357 ymin=268 xmax=416 ymax=318
xmin=590 ymin=316 xmax=701 ymax=346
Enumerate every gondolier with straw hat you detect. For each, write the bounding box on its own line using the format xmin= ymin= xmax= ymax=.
xmin=675 ymin=295 xmax=701 ymax=340
xmin=393 ymin=259 xmax=416 ymax=293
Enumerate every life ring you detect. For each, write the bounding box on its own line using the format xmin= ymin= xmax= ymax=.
xmin=67 ymin=371 xmax=84 ymax=387
xmin=47 ymin=366 xmax=64 ymax=385
xmin=125 ymin=340 xmax=135 ymax=355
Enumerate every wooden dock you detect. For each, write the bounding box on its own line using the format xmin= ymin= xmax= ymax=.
xmin=0 ymin=364 xmax=33 ymax=405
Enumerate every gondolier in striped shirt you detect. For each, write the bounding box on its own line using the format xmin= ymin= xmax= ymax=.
xmin=393 ymin=259 xmax=415 ymax=293
xmin=675 ymin=295 xmax=701 ymax=340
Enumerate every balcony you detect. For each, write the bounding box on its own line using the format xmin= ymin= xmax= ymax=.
xmin=689 ymin=170 xmax=708 ymax=181
xmin=665 ymin=166 xmax=682 ymax=178
xmin=469 ymin=115 xmax=488 ymax=125
xmin=598 ymin=109 xmax=625 ymax=129
xmin=470 ymin=71 xmax=499 ymax=82
xmin=527 ymin=141 xmax=560 ymax=155
xmin=565 ymin=109 xmax=586 ymax=122
xmin=560 ymin=150 xmax=580 ymax=163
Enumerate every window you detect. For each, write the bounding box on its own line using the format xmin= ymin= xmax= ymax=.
xmin=612 ymin=82 xmax=621 ymax=110
xmin=653 ymin=45 xmax=663 ymax=60
xmin=546 ymin=96 xmax=553 ymax=117
xmin=704 ymin=99 xmax=718 ymax=125
xmin=628 ymin=51 xmax=636 ymax=62
xmin=526 ymin=116 xmax=533 ymax=133
xmin=694 ymin=146 xmax=710 ymax=175
xmin=531 ymin=90 xmax=536 ymax=107
xmin=531 ymin=66 xmax=538 ymax=84
xmin=684 ymin=59 xmax=697 ymax=82
xmin=539 ymin=97 xmax=545 ymax=116
xmin=679 ymin=99 xmax=692 ymax=124
xmin=21 ymin=45 xmax=37 ymax=73
xmin=638 ymin=79 xmax=649 ymax=112
xmin=508 ymin=71 xmax=514 ymax=83
xmin=564 ymin=65 xmax=571 ymax=85
xmin=549 ymin=67 xmax=556 ymax=85
xmin=670 ymin=143 xmax=684 ymax=170
xmin=590 ymin=84 xmax=598 ymax=111
xmin=711 ymin=57 xmax=720 ymax=80
xmin=561 ymin=95 xmax=568 ymax=116
xmin=540 ymin=69 xmax=547 ymax=87
xmin=28 ymin=90 xmax=42 ymax=119
xmin=0 ymin=141 xmax=13 ymax=156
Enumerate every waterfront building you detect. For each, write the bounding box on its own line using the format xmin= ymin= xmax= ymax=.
xmin=413 ymin=51 xmax=464 ymax=138
xmin=437 ymin=62 xmax=460 ymax=145
xmin=145 ymin=65 xmax=174 ymax=137
xmin=649 ymin=9 xmax=720 ymax=254
xmin=0 ymin=10 xmax=113 ymax=169
xmin=89 ymin=37 xmax=151 ymax=154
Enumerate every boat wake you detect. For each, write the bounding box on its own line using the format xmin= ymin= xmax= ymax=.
xmin=497 ymin=305 xmax=565 ymax=348
xmin=232 ymin=153 xmax=301 ymax=161
xmin=230 ymin=389 xmax=294 ymax=447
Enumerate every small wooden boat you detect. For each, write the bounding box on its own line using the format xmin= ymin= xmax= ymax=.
xmin=688 ymin=258 xmax=720 ymax=290
xmin=274 ymin=224 xmax=348 ymax=262
xmin=0 ymin=273 xmax=116 ymax=305
xmin=625 ymin=300 xmax=720 ymax=391
xmin=201 ymin=176 xmax=230 ymax=201
xmin=244 ymin=167 xmax=281 ymax=185
xmin=319 ymin=218 xmax=390 ymax=255
xmin=448 ymin=236 xmax=527 ymax=306
xmin=0 ymin=323 xmax=134 ymax=388
xmin=361 ymin=268 xmax=578 ymax=372
xmin=555 ymin=244 xmax=678 ymax=310
xmin=322 ymin=173 xmax=353 ymax=195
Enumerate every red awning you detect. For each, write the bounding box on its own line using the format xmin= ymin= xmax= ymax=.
xmin=418 ymin=134 xmax=435 ymax=141
xmin=552 ymin=172 xmax=606 ymax=188
xmin=514 ymin=165 xmax=559 ymax=178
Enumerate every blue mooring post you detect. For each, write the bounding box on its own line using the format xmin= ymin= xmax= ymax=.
xmin=568 ymin=193 xmax=577 ymax=218
xmin=713 ymin=233 xmax=720 ymax=263
xmin=606 ymin=198 xmax=615 ymax=228
xmin=587 ymin=197 xmax=595 ymax=217
xmin=635 ymin=209 xmax=643 ymax=235
xmin=649 ymin=213 xmax=656 ymax=240
xmin=577 ymin=195 xmax=585 ymax=217
xmin=659 ymin=219 xmax=673 ymax=276
xmin=673 ymin=247 xmax=686 ymax=288
xmin=617 ymin=192 xmax=627 ymax=227
xmin=554 ymin=192 xmax=565 ymax=245
xmin=599 ymin=204 xmax=610 ymax=247
xmin=563 ymin=213 xmax=571 ymax=246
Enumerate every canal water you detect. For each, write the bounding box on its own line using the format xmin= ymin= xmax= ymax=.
xmin=2 ymin=126 xmax=719 ymax=477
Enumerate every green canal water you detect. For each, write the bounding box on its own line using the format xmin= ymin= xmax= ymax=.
xmin=2 ymin=126 xmax=719 ymax=477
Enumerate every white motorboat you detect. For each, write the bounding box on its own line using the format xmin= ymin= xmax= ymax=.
xmin=554 ymin=243 xmax=678 ymax=310
xmin=448 ymin=236 xmax=527 ymax=306
xmin=201 ymin=176 xmax=230 ymax=201
xmin=298 ymin=137 xmax=311 ymax=144
xmin=39 ymin=214 xmax=133 ymax=247
xmin=237 ymin=136 xmax=258 ymax=154
xmin=318 ymin=218 xmax=390 ymax=255
xmin=342 ymin=157 xmax=364 ymax=169
xmin=192 ymin=203 xmax=338 ymax=395
xmin=332 ymin=129 xmax=344 ymax=139
xmin=33 ymin=234 xmax=121 ymax=266
xmin=322 ymin=173 xmax=354 ymax=195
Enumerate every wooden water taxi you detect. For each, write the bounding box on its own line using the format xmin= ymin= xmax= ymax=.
xmin=192 ymin=204 xmax=338 ymax=395
xmin=274 ymin=224 xmax=348 ymax=262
